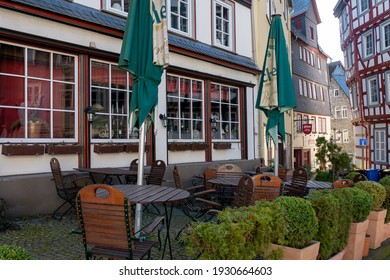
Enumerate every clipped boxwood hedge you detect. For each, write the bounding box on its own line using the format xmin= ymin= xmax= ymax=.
xmin=354 ymin=181 xmax=386 ymax=211
xmin=273 ymin=196 xmax=318 ymax=249
xmin=337 ymin=187 xmax=373 ymax=223
xmin=379 ymin=177 xmax=390 ymax=223
xmin=0 ymin=245 xmax=32 ymax=260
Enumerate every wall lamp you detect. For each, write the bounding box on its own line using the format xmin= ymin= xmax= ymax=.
xmin=159 ymin=113 xmax=168 ymax=128
xmin=84 ymin=106 xmax=96 ymax=123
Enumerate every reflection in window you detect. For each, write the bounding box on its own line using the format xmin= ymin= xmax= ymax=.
xmin=166 ymin=74 xmax=204 ymax=141
xmin=90 ymin=60 xmax=131 ymax=141
xmin=0 ymin=42 xmax=76 ymax=140
xmin=210 ymin=83 xmax=239 ymax=140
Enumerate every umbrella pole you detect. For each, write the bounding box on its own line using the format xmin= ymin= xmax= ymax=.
xmin=135 ymin=121 xmax=146 ymax=237
xmin=274 ymin=125 xmax=279 ymax=177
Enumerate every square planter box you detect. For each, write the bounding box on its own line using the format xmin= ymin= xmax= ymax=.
xmin=383 ymin=222 xmax=390 ymax=242
xmin=93 ymin=144 xmax=125 ymax=154
xmin=124 ymin=144 xmax=150 ymax=153
xmin=1 ymin=144 xmax=45 ymax=156
xmin=191 ymin=142 xmax=208 ymax=151
xmin=269 ymin=241 xmax=320 ymax=260
xmin=168 ymin=143 xmax=190 ymax=151
xmin=45 ymin=144 xmax=82 ymax=155
xmin=367 ymin=209 xmax=387 ymax=249
xmin=343 ymin=219 xmax=369 ymax=260
xmin=213 ymin=142 xmax=231 ymax=150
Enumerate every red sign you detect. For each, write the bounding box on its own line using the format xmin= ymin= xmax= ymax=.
xmin=303 ymin=124 xmax=312 ymax=134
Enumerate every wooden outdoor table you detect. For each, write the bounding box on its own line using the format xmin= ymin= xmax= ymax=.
xmin=97 ymin=184 xmax=190 ymax=260
xmin=207 ymin=176 xmax=242 ymax=206
xmin=75 ymin=167 xmax=138 ymax=184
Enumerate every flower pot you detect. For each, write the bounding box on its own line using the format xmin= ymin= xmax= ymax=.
xmin=269 ymin=241 xmax=320 ymax=260
xmin=367 ymin=209 xmax=387 ymax=249
xmin=45 ymin=144 xmax=82 ymax=155
xmin=168 ymin=143 xmax=189 ymax=151
xmin=1 ymin=144 xmax=45 ymax=156
xmin=329 ymin=248 xmax=346 ymax=260
xmin=362 ymin=234 xmax=370 ymax=257
xmin=213 ymin=142 xmax=231 ymax=150
xmin=28 ymin=121 xmax=42 ymax=138
xmin=383 ymin=222 xmax=390 ymax=242
xmin=343 ymin=219 xmax=369 ymax=260
xmin=93 ymin=144 xmax=125 ymax=154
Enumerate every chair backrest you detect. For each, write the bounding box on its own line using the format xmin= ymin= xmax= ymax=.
xmin=216 ymin=164 xmax=242 ymax=179
xmin=129 ymin=159 xmax=138 ymax=171
xmin=76 ymin=184 xmax=135 ymax=259
xmin=284 ymin=167 xmax=308 ymax=197
xmin=278 ymin=168 xmax=289 ymax=182
xmin=147 ymin=160 xmax=166 ymax=186
xmin=50 ymin=157 xmax=65 ymax=189
xmin=231 ymin=174 xmax=254 ymax=208
xmin=204 ymin=168 xmax=218 ymax=190
xmin=353 ymin=173 xmax=367 ymax=183
xmin=332 ymin=179 xmax=354 ymax=189
xmin=253 ymin=163 xmax=268 ymax=174
xmin=251 ymin=174 xmax=282 ymax=202
xmin=172 ymin=165 xmax=183 ymax=190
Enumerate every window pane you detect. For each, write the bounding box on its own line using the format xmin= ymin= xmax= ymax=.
xmin=111 ymin=65 xmax=127 ymax=89
xmin=0 ymin=107 xmax=25 ymax=138
xmin=180 ymin=78 xmax=190 ymax=98
xmin=28 ymin=79 xmax=50 ymax=109
xmin=53 ymin=54 xmax=74 ymax=82
xmin=111 ymin=90 xmax=127 ymax=114
xmin=53 ymin=82 xmax=74 ymax=110
xmin=0 ymin=76 xmax=24 ymax=106
xmin=91 ymin=88 xmax=109 ymax=113
xmin=0 ymin=43 xmax=24 ymax=75
xmin=112 ymin=115 xmax=127 ymax=139
xmin=92 ymin=114 xmax=110 ymax=139
xmin=91 ymin=61 xmax=109 ymax=87
xmin=28 ymin=110 xmax=50 ymax=138
xmin=28 ymin=49 xmax=50 ymax=79
xmin=53 ymin=111 xmax=75 ymax=138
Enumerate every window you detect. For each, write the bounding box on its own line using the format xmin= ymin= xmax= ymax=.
xmin=0 ymin=42 xmax=77 ymax=141
xmin=298 ymin=79 xmax=303 ymax=95
xmin=351 ymin=83 xmax=358 ymax=109
xmin=296 ymin=114 xmax=302 ymax=132
xmin=367 ymin=76 xmax=379 ymax=105
xmin=303 ymin=80 xmax=308 ymax=97
xmin=345 ymin=43 xmax=353 ymax=69
xmin=90 ymin=60 xmax=132 ymax=141
xmin=362 ymin=30 xmax=374 ymax=58
xmin=320 ymin=86 xmax=324 ymax=101
xmin=342 ymin=7 xmax=349 ymax=31
xmin=386 ymin=71 xmax=390 ymax=103
xmin=381 ymin=21 xmax=390 ymax=51
xmin=335 ymin=106 xmax=342 ymax=119
xmin=312 ymin=117 xmax=316 ymax=133
xmin=341 ymin=106 xmax=348 ymax=118
xmin=166 ymin=75 xmax=204 ymax=141
xmin=310 ymin=27 xmax=314 ymax=40
xmin=168 ymin=0 xmax=192 ymax=37
xmin=103 ymin=0 xmax=129 ymax=15
xmin=210 ymin=83 xmax=239 ymax=140
xmin=342 ymin=129 xmax=349 ymax=143
xmin=312 ymin=84 xmax=317 ymax=99
xmin=317 ymin=56 xmax=321 ymax=69
xmin=358 ymin=0 xmax=369 ymax=14
xmin=374 ymin=129 xmax=386 ymax=162
xmin=318 ymin=117 xmax=326 ymax=133
xmin=213 ymin=0 xmax=233 ymax=51
xmin=334 ymin=88 xmax=339 ymax=96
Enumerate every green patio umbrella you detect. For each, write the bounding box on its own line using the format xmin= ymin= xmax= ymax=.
xmin=255 ymin=14 xmax=296 ymax=176
xmin=118 ymin=0 xmax=169 ymax=233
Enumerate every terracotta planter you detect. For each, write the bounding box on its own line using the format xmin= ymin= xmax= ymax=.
xmin=362 ymin=234 xmax=370 ymax=257
xmin=383 ymin=222 xmax=390 ymax=242
xmin=367 ymin=209 xmax=387 ymax=249
xmin=343 ymin=219 xmax=369 ymax=260
xmin=269 ymin=241 xmax=320 ymax=260
xmin=329 ymin=248 xmax=346 ymax=260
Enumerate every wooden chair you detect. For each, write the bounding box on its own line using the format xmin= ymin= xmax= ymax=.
xmin=215 ymin=163 xmax=243 ymax=205
xmin=278 ymin=168 xmax=289 ymax=182
xmin=76 ymin=184 xmax=164 ymax=260
xmin=353 ymin=173 xmax=368 ymax=183
xmin=173 ymin=165 xmax=221 ymax=239
xmin=146 ymin=160 xmax=166 ymax=186
xmin=282 ymin=167 xmax=309 ymax=197
xmin=230 ymin=174 xmax=255 ymax=208
xmin=251 ymin=174 xmax=282 ymax=202
xmin=332 ymin=179 xmax=354 ymax=189
xmin=50 ymin=157 xmax=92 ymax=220
xmin=253 ymin=163 xmax=268 ymax=174
xmin=125 ymin=159 xmax=138 ymax=184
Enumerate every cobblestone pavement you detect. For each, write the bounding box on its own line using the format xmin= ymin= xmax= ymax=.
xmin=0 ymin=205 xmax=195 ymax=260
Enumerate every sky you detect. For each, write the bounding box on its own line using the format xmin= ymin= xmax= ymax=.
xmin=316 ymin=0 xmax=344 ymax=63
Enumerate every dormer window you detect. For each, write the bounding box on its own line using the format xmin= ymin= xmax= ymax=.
xmin=103 ymin=0 xmax=129 ymax=16
xmin=167 ymin=0 xmax=193 ymax=37
xmin=213 ymin=0 xmax=234 ymax=51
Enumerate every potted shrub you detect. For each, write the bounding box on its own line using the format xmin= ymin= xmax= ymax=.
xmin=378 ymin=176 xmax=390 ymax=241
xmin=354 ymin=181 xmax=387 ymax=249
xmin=0 ymin=245 xmax=32 ymax=260
xmin=336 ymin=187 xmax=373 ymax=260
xmin=268 ymin=196 xmax=319 ymax=260
xmin=307 ymin=189 xmax=351 ymax=259
xmin=184 ymin=202 xmax=285 ymax=260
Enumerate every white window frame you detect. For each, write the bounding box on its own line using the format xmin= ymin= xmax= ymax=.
xmin=167 ymin=0 xmax=193 ymax=37
xmin=334 ymin=88 xmax=339 ymax=96
xmin=385 ymin=71 xmax=390 ymax=103
xmin=213 ymin=0 xmax=234 ymax=51
xmin=367 ymin=76 xmax=379 ymax=106
xmin=342 ymin=129 xmax=349 ymax=143
xmin=381 ymin=20 xmax=390 ymax=52
xmin=341 ymin=106 xmax=348 ymax=118
xmin=342 ymin=7 xmax=349 ymax=31
xmin=335 ymin=106 xmax=341 ymax=119
xmin=374 ymin=129 xmax=386 ymax=163
xmin=358 ymin=0 xmax=369 ymax=15
xmin=298 ymin=78 xmax=303 ymax=95
xmin=103 ymin=0 xmax=128 ymax=17
xmin=362 ymin=30 xmax=374 ymax=59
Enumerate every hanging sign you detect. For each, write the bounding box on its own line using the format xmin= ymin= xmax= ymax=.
xmin=303 ymin=124 xmax=312 ymax=134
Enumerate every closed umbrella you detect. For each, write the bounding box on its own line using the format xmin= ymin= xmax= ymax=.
xmin=255 ymin=14 xmax=296 ymax=176
xmin=118 ymin=0 xmax=169 ymax=233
